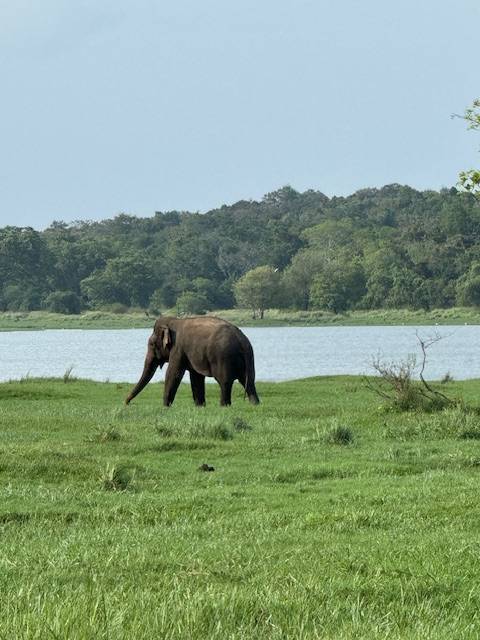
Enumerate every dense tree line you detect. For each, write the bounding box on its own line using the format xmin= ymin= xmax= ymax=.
xmin=1 ymin=184 xmax=480 ymax=315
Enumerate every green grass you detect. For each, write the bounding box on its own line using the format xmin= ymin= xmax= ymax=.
xmin=2 ymin=306 xmax=480 ymax=330
xmin=2 ymin=376 xmax=480 ymax=637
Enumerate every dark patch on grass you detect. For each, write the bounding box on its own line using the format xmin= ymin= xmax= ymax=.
xmin=150 ymin=440 xmax=214 ymax=452
xmin=198 ymin=463 xmax=215 ymax=472
xmin=85 ymin=425 xmax=122 ymax=443
xmin=0 ymin=511 xmax=80 ymax=525
xmin=0 ymin=512 xmax=31 ymax=524
xmin=459 ymin=430 xmax=480 ymax=440
xmin=210 ymin=424 xmax=234 ymax=440
xmin=232 ymin=417 xmax=253 ymax=432
xmin=273 ymin=467 xmax=354 ymax=483
xmin=311 ymin=468 xmax=353 ymax=480
xmin=155 ymin=425 xmax=174 ymax=438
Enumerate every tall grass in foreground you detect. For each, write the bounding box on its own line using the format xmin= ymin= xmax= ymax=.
xmin=1 ymin=375 xmax=480 ymax=638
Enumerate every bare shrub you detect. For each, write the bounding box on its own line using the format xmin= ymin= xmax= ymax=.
xmin=365 ymin=333 xmax=454 ymax=412
xmin=63 ymin=365 xmax=76 ymax=383
xmin=441 ymin=372 xmax=454 ymax=384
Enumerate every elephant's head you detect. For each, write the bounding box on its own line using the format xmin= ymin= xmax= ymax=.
xmin=125 ymin=323 xmax=174 ymax=404
xmin=152 ymin=324 xmax=173 ymax=367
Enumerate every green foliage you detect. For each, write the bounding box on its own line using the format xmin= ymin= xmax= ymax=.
xmin=2 ymin=185 xmax=480 ymax=315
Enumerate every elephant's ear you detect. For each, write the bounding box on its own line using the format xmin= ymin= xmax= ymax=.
xmin=162 ymin=327 xmax=172 ymax=349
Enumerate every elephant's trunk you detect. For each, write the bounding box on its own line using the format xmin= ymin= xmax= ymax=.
xmin=125 ymin=351 xmax=159 ymax=404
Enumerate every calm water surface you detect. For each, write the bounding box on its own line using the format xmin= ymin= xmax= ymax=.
xmin=1 ymin=326 xmax=480 ymax=383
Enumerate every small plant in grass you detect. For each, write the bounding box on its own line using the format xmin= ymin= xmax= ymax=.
xmin=190 ymin=421 xmax=233 ymax=440
xmin=100 ymin=464 xmax=133 ymax=491
xmin=232 ymin=416 xmax=252 ymax=432
xmin=63 ymin=365 xmax=76 ymax=383
xmin=324 ymin=421 xmax=354 ymax=445
xmin=417 ymin=405 xmax=480 ymax=439
xmin=155 ymin=422 xmax=174 ymax=437
xmin=87 ymin=425 xmax=122 ymax=443
xmin=441 ymin=372 xmax=454 ymax=384
xmin=210 ymin=423 xmax=234 ymax=440
xmin=154 ymin=419 xmax=233 ymax=440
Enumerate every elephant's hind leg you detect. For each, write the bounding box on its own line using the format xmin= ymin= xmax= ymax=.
xmin=189 ymin=370 xmax=206 ymax=406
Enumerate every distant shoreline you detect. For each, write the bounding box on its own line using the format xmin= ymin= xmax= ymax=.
xmin=1 ymin=307 xmax=480 ymax=331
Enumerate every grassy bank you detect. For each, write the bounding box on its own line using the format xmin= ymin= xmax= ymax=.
xmin=1 ymin=306 xmax=480 ymax=331
xmin=2 ymin=375 xmax=480 ymax=638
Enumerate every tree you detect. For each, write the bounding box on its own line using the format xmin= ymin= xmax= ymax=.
xmin=234 ymin=266 xmax=281 ymax=319
xmin=282 ymin=250 xmax=325 ymax=310
xmin=80 ymin=256 xmax=153 ymax=308
xmin=175 ymin=291 xmax=209 ymax=315
xmin=386 ymin=267 xmax=430 ymax=310
xmin=310 ymin=262 xmax=366 ymax=314
xmin=4 ymin=182 xmax=480 ymax=314
xmin=2 ymin=284 xmax=43 ymax=311
xmin=43 ymin=290 xmax=81 ymax=314
xmin=456 ymin=262 xmax=480 ymax=306
xmin=0 ymin=227 xmax=53 ymax=309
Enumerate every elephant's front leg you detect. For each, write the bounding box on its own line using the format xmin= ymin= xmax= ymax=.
xmin=163 ymin=359 xmax=186 ymax=406
xmin=189 ymin=370 xmax=206 ymax=406
xmin=218 ymin=379 xmax=234 ymax=406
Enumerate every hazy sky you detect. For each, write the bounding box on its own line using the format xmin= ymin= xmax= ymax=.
xmin=0 ymin=0 xmax=478 ymax=229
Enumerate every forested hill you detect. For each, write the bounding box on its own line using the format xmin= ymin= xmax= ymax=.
xmin=1 ymin=184 xmax=480 ymax=315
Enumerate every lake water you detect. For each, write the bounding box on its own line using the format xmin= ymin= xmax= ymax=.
xmin=1 ymin=326 xmax=479 ymax=383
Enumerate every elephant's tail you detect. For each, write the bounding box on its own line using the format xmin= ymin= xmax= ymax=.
xmin=241 ymin=343 xmax=260 ymax=405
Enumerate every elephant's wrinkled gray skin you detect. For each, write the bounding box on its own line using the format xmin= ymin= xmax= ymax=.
xmin=126 ymin=316 xmax=260 ymax=407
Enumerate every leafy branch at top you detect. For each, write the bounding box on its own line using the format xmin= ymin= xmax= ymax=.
xmin=454 ymin=98 xmax=480 ymax=194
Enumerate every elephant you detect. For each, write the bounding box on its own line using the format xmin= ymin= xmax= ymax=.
xmin=125 ymin=315 xmax=260 ymax=407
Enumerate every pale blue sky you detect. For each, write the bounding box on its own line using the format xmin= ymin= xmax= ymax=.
xmin=0 ymin=0 xmax=478 ymax=228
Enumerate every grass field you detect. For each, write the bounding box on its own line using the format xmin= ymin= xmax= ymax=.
xmin=2 ymin=375 xmax=480 ymax=638
xmin=1 ymin=306 xmax=480 ymax=331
